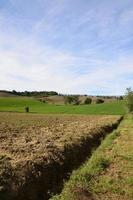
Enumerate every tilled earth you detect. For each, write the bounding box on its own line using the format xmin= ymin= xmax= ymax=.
xmin=0 ymin=112 xmax=122 ymax=200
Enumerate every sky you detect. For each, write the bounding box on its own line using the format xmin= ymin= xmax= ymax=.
xmin=0 ymin=0 xmax=133 ymax=95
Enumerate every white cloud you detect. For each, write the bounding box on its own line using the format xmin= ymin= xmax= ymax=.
xmin=0 ymin=0 xmax=133 ymax=95
xmin=0 ymin=37 xmax=133 ymax=95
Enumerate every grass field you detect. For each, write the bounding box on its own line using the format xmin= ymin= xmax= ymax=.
xmin=51 ymin=115 xmax=133 ymax=200
xmin=0 ymin=97 xmax=126 ymax=115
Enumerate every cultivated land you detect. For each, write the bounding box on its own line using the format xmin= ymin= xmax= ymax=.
xmin=0 ymin=113 xmax=122 ymax=200
xmin=51 ymin=115 xmax=133 ymax=200
xmin=0 ymin=97 xmax=125 ymax=115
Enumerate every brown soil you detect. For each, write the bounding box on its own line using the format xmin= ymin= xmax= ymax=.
xmin=0 ymin=113 xmax=122 ymax=200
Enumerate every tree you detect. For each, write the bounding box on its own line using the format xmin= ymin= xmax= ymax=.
xmin=64 ymin=95 xmax=80 ymax=105
xmin=12 ymin=90 xmax=17 ymax=95
xmin=125 ymin=88 xmax=133 ymax=112
xmin=73 ymin=95 xmax=80 ymax=105
xmin=96 ymin=98 xmax=104 ymax=104
xmin=119 ymin=96 xmax=123 ymax=100
xmin=84 ymin=97 xmax=92 ymax=104
xmin=64 ymin=96 xmax=73 ymax=104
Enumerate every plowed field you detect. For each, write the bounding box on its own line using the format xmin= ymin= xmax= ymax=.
xmin=0 ymin=113 xmax=122 ymax=200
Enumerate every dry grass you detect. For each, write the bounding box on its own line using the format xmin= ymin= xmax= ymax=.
xmin=90 ymin=115 xmax=133 ymax=200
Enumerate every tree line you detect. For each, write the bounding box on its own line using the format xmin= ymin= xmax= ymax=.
xmin=11 ymin=90 xmax=58 ymax=97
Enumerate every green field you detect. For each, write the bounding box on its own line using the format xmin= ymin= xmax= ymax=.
xmin=0 ymin=97 xmax=126 ymax=115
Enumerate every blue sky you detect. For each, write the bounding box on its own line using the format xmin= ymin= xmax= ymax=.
xmin=0 ymin=0 xmax=133 ymax=95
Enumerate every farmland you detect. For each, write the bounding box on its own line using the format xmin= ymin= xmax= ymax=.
xmin=0 ymin=97 xmax=125 ymax=115
xmin=0 ymin=1 xmax=132 ymax=200
xmin=51 ymin=116 xmax=133 ymax=200
xmin=0 ymin=113 xmax=122 ymax=200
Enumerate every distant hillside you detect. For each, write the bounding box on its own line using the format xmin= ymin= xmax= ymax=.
xmin=0 ymin=97 xmax=125 ymax=115
xmin=0 ymin=90 xmax=17 ymax=97
xmin=0 ymin=90 xmax=123 ymax=105
xmin=41 ymin=95 xmax=92 ymax=105
xmin=39 ymin=95 xmax=121 ymax=105
xmin=0 ymin=90 xmax=58 ymax=97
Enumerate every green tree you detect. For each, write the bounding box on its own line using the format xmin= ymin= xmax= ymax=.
xmin=96 ymin=98 xmax=104 ymax=104
xmin=64 ymin=95 xmax=80 ymax=105
xmin=73 ymin=95 xmax=80 ymax=105
xmin=64 ymin=96 xmax=73 ymax=104
xmin=125 ymin=88 xmax=133 ymax=112
xmin=84 ymin=97 xmax=92 ymax=104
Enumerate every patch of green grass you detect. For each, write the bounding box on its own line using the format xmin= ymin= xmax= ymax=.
xmin=0 ymin=97 xmax=126 ymax=115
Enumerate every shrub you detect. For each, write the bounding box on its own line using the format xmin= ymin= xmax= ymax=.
xmin=96 ymin=99 xmax=104 ymax=104
xmin=38 ymin=99 xmax=46 ymax=103
xmin=119 ymin=96 xmax=123 ymax=100
xmin=84 ymin=97 xmax=92 ymax=104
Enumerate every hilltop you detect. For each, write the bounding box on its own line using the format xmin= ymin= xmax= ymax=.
xmin=0 ymin=90 xmax=123 ymax=105
xmin=0 ymin=90 xmax=17 ymax=97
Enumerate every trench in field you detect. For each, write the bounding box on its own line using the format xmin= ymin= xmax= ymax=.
xmin=11 ymin=117 xmax=123 ymax=200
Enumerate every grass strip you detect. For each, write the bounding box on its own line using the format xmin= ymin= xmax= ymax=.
xmin=0 ymin=97 xmax=125 ymax=115
xmin=50 ymin=124 xmax=122 ymax=200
